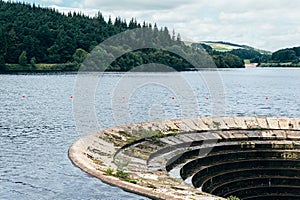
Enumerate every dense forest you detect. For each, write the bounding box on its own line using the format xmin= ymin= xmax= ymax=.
xmin=0 ymin=1 xmax=247 ymax=72
xmin=1 ymin=1 xmax=298 ymax=72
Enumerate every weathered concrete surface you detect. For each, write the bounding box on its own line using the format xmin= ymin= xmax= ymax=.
xmin=69 ymin=117 xmax=300 ymax=200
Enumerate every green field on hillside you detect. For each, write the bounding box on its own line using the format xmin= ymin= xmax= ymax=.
xmin=203 ymin=42 xmax=241 ymax=52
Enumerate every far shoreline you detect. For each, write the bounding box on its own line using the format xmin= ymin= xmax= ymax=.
xmin=1 ymin=64 xmax=300 ymax=75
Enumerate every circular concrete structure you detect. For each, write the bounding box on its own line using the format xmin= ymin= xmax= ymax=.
xmin=69 ymin=117 xmax=300 ymax=200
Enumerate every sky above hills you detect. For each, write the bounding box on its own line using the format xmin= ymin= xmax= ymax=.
xmin=9 ymin=0 xmax=300 ymax=51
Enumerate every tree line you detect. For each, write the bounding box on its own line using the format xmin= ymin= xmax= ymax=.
xmin=227 ymin=45 xmax=300 ymax=66
xmin=0 ymin=1 xmax=246 ymax=72
xmin=246 ymin=46 xmax=300 ymax=66
xmin=1 ymin=1 xmax=299 ymax=71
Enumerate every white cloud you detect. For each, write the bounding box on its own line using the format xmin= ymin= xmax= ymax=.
xmin=40 ymin=0 xmax=63 ymax=4
xmin=49 ymin=5 xmax=99 ymax=16
xmin=72 ymin=0 xmax=195 ymax=10
xmin=49 ymin=0 xmax=300 ymax=51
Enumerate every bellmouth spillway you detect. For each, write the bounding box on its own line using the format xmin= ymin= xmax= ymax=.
xmin=69 ymin=117 xmax=300 ymax=200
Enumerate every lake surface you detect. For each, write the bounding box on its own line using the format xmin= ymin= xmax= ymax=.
xmin=1 ymin=68 xmax=299 ymax=199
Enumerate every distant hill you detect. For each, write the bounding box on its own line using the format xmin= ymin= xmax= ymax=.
xmin=191 ymin=41 xmax=300 ymax=67
xmin=259 ymin=46 xmax=300 ymax=67
xmin=190 ymin=41 xmax=271 ymax=55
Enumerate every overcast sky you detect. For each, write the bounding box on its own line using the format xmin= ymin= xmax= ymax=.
xmin=17 ymin=0 xmax=300 ymax=51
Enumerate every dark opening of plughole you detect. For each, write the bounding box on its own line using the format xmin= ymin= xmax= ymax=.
xmin=165 ymin=130 xmax=300 ymax=200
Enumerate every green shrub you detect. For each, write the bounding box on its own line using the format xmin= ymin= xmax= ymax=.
xmin=18 ymin=51 xmax=27 ymax=66
xmin=126 ymin=179 xmax=137 ymax=184
xmin=227 ymin=196 xmax=240 ymax=200
xmin=105 ymin=168 xmax=114 ymax=175
xmin=115 ymin=169 xmax=129 ymax=180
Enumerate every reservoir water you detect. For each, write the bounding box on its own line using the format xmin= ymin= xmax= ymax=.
xmin=1 ymin=68 xmax=299 ymax=199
